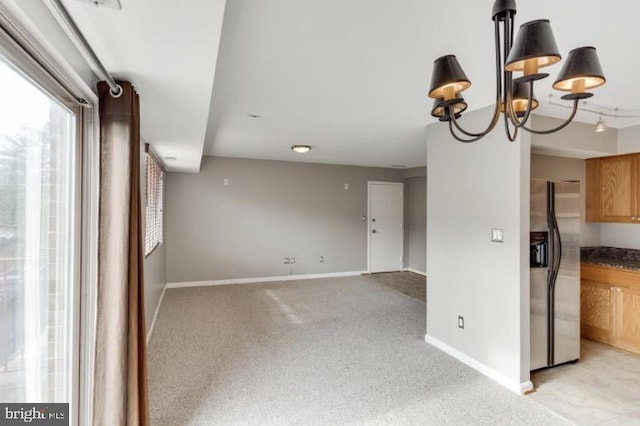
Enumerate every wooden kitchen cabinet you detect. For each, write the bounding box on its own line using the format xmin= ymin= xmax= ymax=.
xmin=581 ymin=263 xmax=640 ymax=354
xmin=614 ymin=286 xmax=640 ymax=354
xmin=586 ymin=153 xmax=640 ymax=223
xmin=581 ymin=280 xmax=615 ymax=343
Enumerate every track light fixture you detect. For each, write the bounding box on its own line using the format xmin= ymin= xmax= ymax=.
xmin=595 ymin=116 xmax=607 ymax=133
xmin=428 ymin=0 xmax=606 ymax=143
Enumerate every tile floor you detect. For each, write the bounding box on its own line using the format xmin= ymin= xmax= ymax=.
xmin=530 ymin=339 xmax=640 ymax=425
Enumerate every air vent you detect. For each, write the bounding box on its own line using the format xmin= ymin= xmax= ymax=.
xmin=75 ymin=0 xmax=122 ymax=10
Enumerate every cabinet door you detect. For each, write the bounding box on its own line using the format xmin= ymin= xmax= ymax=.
xmin=581 ymin=280 xmax=615 ymax=343
xmin=614 ymin=286 xmax=640 ymax=353
xmin=585 ymin=159 xmax=600 ymax=222
xmin=599 ymin=156 xmax=637 ymax=223
xmin=637 ymin=154 xmax=640 ymax=222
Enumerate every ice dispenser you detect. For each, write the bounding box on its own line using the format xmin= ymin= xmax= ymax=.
xmin=530 ymin=231 xmax=548 ymax=268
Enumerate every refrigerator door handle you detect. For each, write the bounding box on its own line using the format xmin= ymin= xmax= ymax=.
xmin=546 ymin=181 xmax=563 ymax=367
xmin=546 ymin=182 xmax=554 ymax=366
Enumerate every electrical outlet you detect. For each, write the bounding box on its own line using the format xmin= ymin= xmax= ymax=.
xmin=223 ymin=178 xmax=230 ymax=186
xmin=283 ymin=257 xmax=290 ymax=264
xmin=290 ymin=257 xmax=296 ymax=264
xmin=344 ymin=183 xmax=349 ymax=190
xmin=319 ymin=256 xmax=325 ymax=263
xmin=491 ymin=228 xmax=504 ymax=243
xmin=458 ymin=316 xmax=464 ymax=329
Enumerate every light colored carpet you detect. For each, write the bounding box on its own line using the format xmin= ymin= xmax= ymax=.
xmin=148 ymin=276 xmax=568 ymax=425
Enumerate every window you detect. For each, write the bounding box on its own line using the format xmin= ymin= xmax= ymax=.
xmin=145 ymin=148 xmax=164 ymax=256
xmin=0 ymin=53 xmax=78 ymax=404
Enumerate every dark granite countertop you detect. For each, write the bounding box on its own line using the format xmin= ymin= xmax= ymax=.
xmin=581 ymin=246 xmax=640 ymax=272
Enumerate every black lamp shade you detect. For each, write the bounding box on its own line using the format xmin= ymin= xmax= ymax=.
xmin=431 ymin=96 xmax=468 ymax=118
xmin=505 ymin=20 xmax=561 ymax=72
xmin=553 ymin=46 xmax=606 ymax=92
xmin=428 ymin=55 xmax=471 ymax=100
xmin=502 ymin=82 xmax=539 ymax=116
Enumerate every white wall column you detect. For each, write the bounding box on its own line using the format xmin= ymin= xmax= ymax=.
xmin=425 ymin=106 xmax=531 ymax=393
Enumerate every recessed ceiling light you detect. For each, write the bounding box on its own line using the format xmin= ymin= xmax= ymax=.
xmin=291 ymin=145 xmax=311 ymax=153
xmin=164 ymin=156 xmax=177 ymax=161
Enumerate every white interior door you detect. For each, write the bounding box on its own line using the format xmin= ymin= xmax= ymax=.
xmin=368 ymin=182 xmax=404 ymax=273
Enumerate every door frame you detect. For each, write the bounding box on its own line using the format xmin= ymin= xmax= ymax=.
xmin=367 ymin=181 xmax=404 ymax=273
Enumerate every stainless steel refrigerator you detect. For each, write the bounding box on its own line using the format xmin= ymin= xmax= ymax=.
xmin=530 ymin=179 xmax=580 ymax=371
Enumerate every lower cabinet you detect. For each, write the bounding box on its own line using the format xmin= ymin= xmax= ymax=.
xmin=614 ymin=286 xmax=640 ymax=353
xmin=581 ymin=280 xmax=615 ymax=343
xmin=581 ymin=264 xmax=640 ymax=355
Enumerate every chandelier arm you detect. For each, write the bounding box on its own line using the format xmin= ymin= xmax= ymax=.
xmin=448 ymin=119 xmax=485 ymax=143
xmin=503 ymin=106 xmax=519 ymax=142
xmin=449 ymin=108 xmax=493 ymax=141
xmin=503 ymin=12 xmax=515 ymax=127
xmin=522 ymin=99 xmax=579 ymax=134
xmin=506 ymin=93 xmax=524 ymax=127
xmin=448 ymin=19 xmax=503 ymax=138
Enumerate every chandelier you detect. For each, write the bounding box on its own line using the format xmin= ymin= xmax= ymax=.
xmin=428 ymin=0 xmax=606 ymax=142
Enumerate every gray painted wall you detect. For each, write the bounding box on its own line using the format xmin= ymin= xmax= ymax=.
xmin=140 ymin=142 xmax=167 ymax=338
xmin=165 ymin=156 xmax=405 ymax=283
xmin=530 ymin=154 xmax=600 ymax=247
xmin=403 ymin=176 xmax=426 ymax=272
xmin=426 ymin=106 xmax=531 ymax=390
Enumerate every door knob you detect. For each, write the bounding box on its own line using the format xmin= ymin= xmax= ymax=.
xmin=372 ymin=229 xmax=377 ymax=233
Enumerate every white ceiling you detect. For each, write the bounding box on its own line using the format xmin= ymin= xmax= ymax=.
xmin=61 ymin=0 xmax=226 ymax=172
xmin=62 ymin=0 xmax=640 ymax=171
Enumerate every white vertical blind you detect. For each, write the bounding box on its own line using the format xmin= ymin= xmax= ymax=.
xmin=145 ymin=151 xmax=163 ymax=256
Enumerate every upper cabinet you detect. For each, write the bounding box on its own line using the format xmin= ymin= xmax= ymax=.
xmin=586 ymin=153 xmax=640 ymax=223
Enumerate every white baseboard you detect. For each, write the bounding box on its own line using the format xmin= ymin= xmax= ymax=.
xmin=167 ymin=270 xmax=368 ymax=289
xmin=146 ymin=285 xmax=167 ymax=346
xmin=403 ymin=268 xmax=427 ymax=276
xmin=424 ymin=334 xmax=533 ymax=395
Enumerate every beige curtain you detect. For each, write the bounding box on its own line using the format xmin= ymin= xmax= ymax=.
xmin=94 ymin=81 xmax=149 ymax=426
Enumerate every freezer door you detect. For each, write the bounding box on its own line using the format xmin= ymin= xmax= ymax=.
xmin=553 ymin=181 xmax=581 ymax=365
xmin=530 ymin=180 xmax=549 ymax=370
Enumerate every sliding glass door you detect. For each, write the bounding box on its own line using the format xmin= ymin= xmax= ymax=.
xmin=0 ymin=53 xmax=78 ymax=406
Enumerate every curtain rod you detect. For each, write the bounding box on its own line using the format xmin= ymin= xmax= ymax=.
xmin=47 ymin=0 xmax=122 ymax=98
xmin=145 ymin=143 xmax=165 ymax=171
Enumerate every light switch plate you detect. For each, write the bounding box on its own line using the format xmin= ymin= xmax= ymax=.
xmin=491 ymin=228 xmax=504 ymax=243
